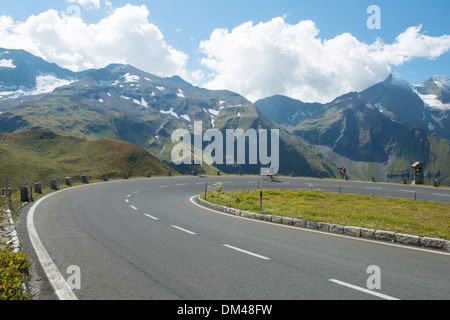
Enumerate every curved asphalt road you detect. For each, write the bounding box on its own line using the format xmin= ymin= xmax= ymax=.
xmin=18 ymin=176 xmax=450 ymax=300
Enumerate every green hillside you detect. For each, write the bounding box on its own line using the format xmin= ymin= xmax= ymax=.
xmin=0 ymin=130 xmax=177 ymax=190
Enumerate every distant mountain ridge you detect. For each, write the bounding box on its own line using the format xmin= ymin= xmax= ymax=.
xmin=255 ymin=74 xmax=450 ymax=185
xmin=0 ymin=48 xmax=90 ymax=101
xmin=0 ymin=48 xmax=337 ymax=178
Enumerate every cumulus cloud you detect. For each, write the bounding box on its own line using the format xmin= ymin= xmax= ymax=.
xmin=0 ymin=5 xmax=189 ymax=78
xmin=199 ymin=18 xmax=450 ymax=103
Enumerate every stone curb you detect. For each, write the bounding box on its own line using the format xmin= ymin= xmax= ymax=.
xmin=196 ymin=196 xmax=450 ymax=252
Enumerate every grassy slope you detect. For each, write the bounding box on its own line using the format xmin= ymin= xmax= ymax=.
xmin=0 ymin=130 xmax=177 ymax=190
xmin=206 ymin=188 xmax=450 ymax=240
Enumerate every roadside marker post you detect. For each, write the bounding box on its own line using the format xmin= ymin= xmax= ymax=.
xmin=260 ymin=190 xmax=263 ymax=214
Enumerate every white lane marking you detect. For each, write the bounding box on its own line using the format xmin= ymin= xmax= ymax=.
xmin=433 ymin=193 xmax=450 ymax=197
xmin=222 ymin=244 xmax=271 ymax=260
xmin=329 ymin=279 xmax=399 ymax=300
xmin=127 ymin=194 xmax=131 ymax=198
xmin=176 ymin=183 xmax=187 ymax=186
xmin=365 ymin=187 xmax=382 ymax=190
xmin=27 ymin=192 xmax=78 ymax=300
xmin=125 ymin=199 xmax=129 ymax=203
xmin=399 ymin=189 xmax=416 ymax=193
xmin=171 ymin=225 xmax=196 ymax=235
xmin=159 ymin=185 xmax=168 ymax=188
xmin=144 ymin=214 xmax=159 ymax=221
xmin=130 ymin=205 xmax=138 ymax=210
xmin=133 ymin=191 xmax=139 ymax=194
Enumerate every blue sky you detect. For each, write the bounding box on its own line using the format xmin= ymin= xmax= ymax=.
xmin=0 ymin=0 xmax=449 ymax=102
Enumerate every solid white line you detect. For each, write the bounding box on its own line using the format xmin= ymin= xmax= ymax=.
xmin=27 ymin=192 xmax=78 ymax=300
xmin=329 ymin=279 xmax=399 ymax=300
xmin=171 ymin=225 xmax=196 ymax=235
xmin=223 ymin=244 xmax=271 ymax=260
xmin=144 ymin=214 xmax=158 ymax=220
xmin=130 ymin=205 xmax=138 ymax=210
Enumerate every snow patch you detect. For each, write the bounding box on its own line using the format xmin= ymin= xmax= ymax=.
xmin=431 ymin=114 xmax=445 ymax=129
xmin=156 ymin=86 xmax=165 ymax=91
xmin=32 ymin=75 xmax=74 ymax=95
xmin=176 ymin=89 xmax=185 ymax=98
xmin=416 ymin=91 xmax=450 ymax=111
xmin=180 ymin=114 xmax=191 ymax=122
xmin=133 ymin=97 xmax=148 ymax=108
xmin=160 ymin=107 xmax=179 ymax=118
xmin=208 ymin=108 xmax=219 ymax=116
xmin=122 ymin=73 xmax=140 ymax=83
xmin=432 ymin=75 xmax=450 ymax=89
xmin=0 ymin=59 xmax=16 ymax=68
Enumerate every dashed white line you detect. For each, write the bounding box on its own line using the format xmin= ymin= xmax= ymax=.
xmin=399 ymin=189 xmax=416 ymax=193
xmin=176 ymin=183 xmax=187 ymax=186
xmin=125 ymin=199 xmax=129 ymax=203
xmin=171 ymin=225 xmax=196 ymax=235
xmin=222 ymin=244 xmax=270 ymax=260
xmin=329 ymin=279 xmax=399 ymax=300
xmin=144 ymin=214 xmax=158 ymax=221
xmin=433 ymin=193 xmax=450 ymax=197
xmin=159 ymin=185 xmax=168 ymax=188
xmin=365 ymin=187 xmax=382 ymax=190
xmin=130 ymin=205 xmax=138 ymax=210
xmin=127 ymin=194 xmax=131 ymax=198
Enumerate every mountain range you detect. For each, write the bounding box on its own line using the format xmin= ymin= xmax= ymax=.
xmin=255 ymin=74 xmax=450 ymax=184
xmin=0 ymin=48 xmax=336 ymax=179
xmin=0 ymin=47 xmax=449 ymax=185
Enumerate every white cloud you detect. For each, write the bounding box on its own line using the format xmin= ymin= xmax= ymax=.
xmin=199 ymin=18 xmax=450 ymax=103
xmin=0 ymin=5 xmax=189 ymax=78
xmin=67 ymin=0 xmax=101 ymax=10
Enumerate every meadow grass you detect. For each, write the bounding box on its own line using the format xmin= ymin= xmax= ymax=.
xmin=205 ymin=188 xmax=450 ymax=240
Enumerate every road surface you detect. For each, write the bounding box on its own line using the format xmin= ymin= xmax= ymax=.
xmin=18 ymin=176 xmax=450 ymax=301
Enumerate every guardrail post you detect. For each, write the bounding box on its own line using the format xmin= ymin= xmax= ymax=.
xmin=51 ymin=179 xmax=59 ymax=190
xmin=260 ymin=191 xmax=263 ymax=214
xmin=20 ymin=187 xmax=29 ymax=202
xmin=34 ymin=182 xmax=42 ymax=194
